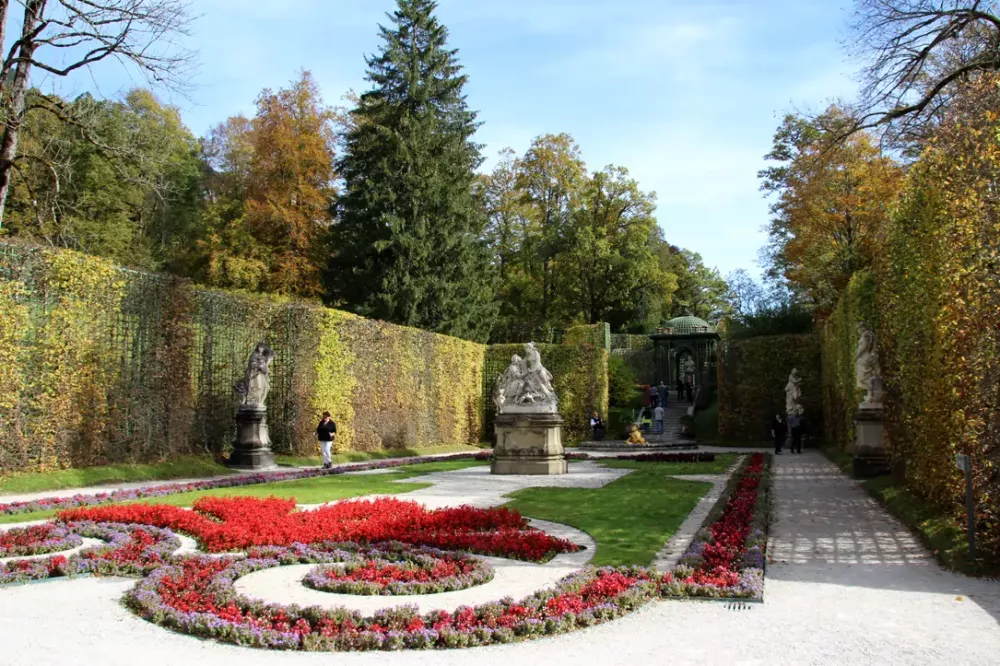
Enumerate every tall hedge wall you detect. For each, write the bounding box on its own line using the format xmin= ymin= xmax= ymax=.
xmin=717 ymin=334 xmax=822 ymax=442
xmin=818 ymin=92 xmax=1000 ymax=559
xmin=485 ymin=333 xmax=609 ymax=441
xmin=820 ymin=271 xmax=876 ymax=453
xmin=0 ymin=242 xmax=485 ymax=473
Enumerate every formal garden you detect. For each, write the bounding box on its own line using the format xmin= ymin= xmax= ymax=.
xmin=3 ymin=0 xmax=1000 ymax=664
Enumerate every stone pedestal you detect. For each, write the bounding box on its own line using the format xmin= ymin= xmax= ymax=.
xmin=492 ymin=412 xmax=567 ymax=475
xmin=852 ymin=406 xmax=889 ymax=478
xmin=228 ymin=407 xmax=276 ymax=471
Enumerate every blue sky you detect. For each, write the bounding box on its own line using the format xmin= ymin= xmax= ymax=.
xmin=35 ymin=0 xmax=861 ymax=279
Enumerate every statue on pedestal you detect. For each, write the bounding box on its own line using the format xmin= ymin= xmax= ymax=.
xmin=785 ymin=368 xmax=804 ymax=417
xmin=491 ymin=342 xmax=565 ymax=475
xmin=229 ymin=342 xmax=277 ymax=471
xmin=234 ymin=342 xmax=275 ymax=410
xmin=855 ymin=323 xmax=883 ymax=408
xmin=493 ymin=342 xmax=559 ymax=414
xmin=853 ymin=323 xmax=888 ymax=477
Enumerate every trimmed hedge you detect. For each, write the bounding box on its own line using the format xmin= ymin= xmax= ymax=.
xmin=717 ymin=334 xmax=822 ymax=442
xmin=820 ymin=271 xmax=876 ymax=453
xmin=0 ymin=242 xmax=485 ymax=472
xmin=818 ymin=81 xmax=1000 ymax=560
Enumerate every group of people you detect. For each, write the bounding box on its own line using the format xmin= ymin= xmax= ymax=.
xmin=771 ymin=412 xmax=806 ymax=454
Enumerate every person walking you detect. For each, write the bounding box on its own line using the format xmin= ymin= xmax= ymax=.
xmin=657 ymin=381 xmax=668 ymax=408
xmin=675 ymin=378 xmax=684 ymax=401
xmin=648 ymin=384 xmax=658 ymax=409
xmin=589 ymin=411 xmax=606 ymax=441
xmin=653 ymin=404 xmax=665 ymax=435
xmin=685 ymin=380 xmax=694 ymax=404
xmin=789 ymin=413 xmax=805 ymax=454
xmin=317 ymin=411 xmax=337 ymax=469
xmin=771 ymin=413 xmax=787 ymax=455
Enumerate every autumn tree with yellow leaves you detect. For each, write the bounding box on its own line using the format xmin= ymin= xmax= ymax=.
xmin=759 ymin=107 xmax=904 ymax=313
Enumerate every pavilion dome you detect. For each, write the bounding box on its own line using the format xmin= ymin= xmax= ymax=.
xmin=661 ymin=315 xmax=714 ymax=335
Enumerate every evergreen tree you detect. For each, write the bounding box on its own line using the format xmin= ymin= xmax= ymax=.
xmin=328 ymin=0 xmax=496 ymax=341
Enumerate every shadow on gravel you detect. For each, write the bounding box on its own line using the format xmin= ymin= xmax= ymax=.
xmin=766 ymin=454 xmax=1000 ymax=629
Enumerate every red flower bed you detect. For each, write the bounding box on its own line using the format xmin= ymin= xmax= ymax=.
xmin=59 ymin=496 xmax=579 ymax=562
xmin=302 ymin=547 xmax=493 ymax=595
xmin=0 ymin=524 xmax=81 ymax=557
xmin=127 ymin=554 xmax=656 ymax=650
xmin=663 ymin=453 xmax=768 ymax=598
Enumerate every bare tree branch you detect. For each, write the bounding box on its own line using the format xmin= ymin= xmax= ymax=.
xmin=845 ymin=1 xmax=1000 ymax=144
xmin=0 ymin=0 xmax=196 ymax=227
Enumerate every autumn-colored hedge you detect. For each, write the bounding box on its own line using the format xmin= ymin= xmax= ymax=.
xmin=0 ymin=241 xmax=485 ymax=472
xmin=817 ymin=83 xmax=1000 ymax=560
xmin=820 ymin=271 xmax=876 ymax=453
xmin=485 ymin=332 xmax=609 ymax=441
xmin=717 ymin=334 xmax=822 ymax=442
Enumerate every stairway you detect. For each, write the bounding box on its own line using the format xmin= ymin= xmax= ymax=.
xmin=642 ymin=400 xmax=694 ymax=444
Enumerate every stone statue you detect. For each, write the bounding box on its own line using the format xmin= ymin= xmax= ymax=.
xmin=234 ymin=342 xmax=275 ymax=410
xmin=494 ymin=354 xmax=527 ymax=411
xmin=855 ymin=323 xmax=884 ymax=408
xmin=683 ymin=356 xmax=696 ymax=376
xmin=785 ymin=368 xmax=804 ymax=417
xmin=493 ymin=342 xmax=559 ymax=413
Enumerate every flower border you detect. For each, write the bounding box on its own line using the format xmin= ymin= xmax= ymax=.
xmin=124 ymin=554 xmax=657 ymax=651
xmin=302 ymin=545 xmax=494 ymax=596
xmin=660 ymin=453 xmax=771 ymax=600
xmin=0 ymin=523 xmax=83 ymax=558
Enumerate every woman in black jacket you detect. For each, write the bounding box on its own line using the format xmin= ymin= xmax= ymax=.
xmin=317 ymin=411 xmax=337 ymax=469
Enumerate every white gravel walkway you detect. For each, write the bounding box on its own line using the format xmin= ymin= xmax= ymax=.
xmin=2 ymin=452 xmax=999 ymax=665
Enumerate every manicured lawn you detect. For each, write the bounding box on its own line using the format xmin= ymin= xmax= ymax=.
xmin=505 ymin=461 xmax=715 ymax=566
xmin=598 ymin=454 xmax=737 ymax=476
xmin=275 ymin=443 xmax=486 ymax=467
xmin=0 ymin=457 xmax=233 ymax=496
xmin=0 ymin=459 xmax=488 ymax=525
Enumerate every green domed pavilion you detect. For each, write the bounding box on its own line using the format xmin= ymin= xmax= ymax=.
xmin=650 ymin=314 xmax=720 ymax=391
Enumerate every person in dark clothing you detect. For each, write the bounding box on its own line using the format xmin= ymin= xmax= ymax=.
xmin=789 ymin=413 xmax=804 ymax=453
xmin=771 ymin=414 xmax=787 ymax=455
xmin=317 ymin=411 xmax=337 ymax=469
xmin=685 ymin=381 xmax=694 ymax=404
xmin=589 ymin=411 xmax=605 ymax=441
xmin=657 ymin=381 xmax=668 ymax=408
xmin=676 ymin=378 xmax=684 ymax=401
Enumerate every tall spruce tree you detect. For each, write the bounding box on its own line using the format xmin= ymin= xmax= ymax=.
xmin=328 ymin=0 xmax=496 ymax=341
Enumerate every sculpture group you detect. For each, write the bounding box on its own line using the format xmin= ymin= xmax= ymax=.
xmin=491 ymin=343 xmax=566 ymax=475
xmin=494 ymin=342 xmax=559 ymax=413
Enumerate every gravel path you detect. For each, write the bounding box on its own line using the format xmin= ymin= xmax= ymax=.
xmin=2 ymin=451 xmax=998 ymax=665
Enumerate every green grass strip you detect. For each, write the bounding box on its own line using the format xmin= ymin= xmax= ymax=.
xmin=505 ymin=458 xmax=737 ymax=567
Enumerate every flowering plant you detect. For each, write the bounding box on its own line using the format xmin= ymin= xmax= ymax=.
xmin=0 ymin=523 xmax=82 ymax=557
xmin=124 ymin=554 xmax=656 ymax=651
xmin=303 ymin=544 xmax=493 ymax=595
xmin=662 ymin=453 xmax=770 ymax=600
xmin=59 ymin=496 xmax=579 ymax=562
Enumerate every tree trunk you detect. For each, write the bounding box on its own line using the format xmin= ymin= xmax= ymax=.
xmin=0 ymin=0 xmax=45 ymax=228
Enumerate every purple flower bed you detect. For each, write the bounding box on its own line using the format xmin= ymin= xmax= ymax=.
xmin=124 ymin=553 xmax=657 ymax=651
xmin=0 ymin=523 xmax=82 ymax=557
xmin=302 ymin=544 xmax=494 ymax=596
xmin=0 ymin=452 xmax=492 ymax=518
xmin=0 ymin=521 xmax=179 ymax=586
